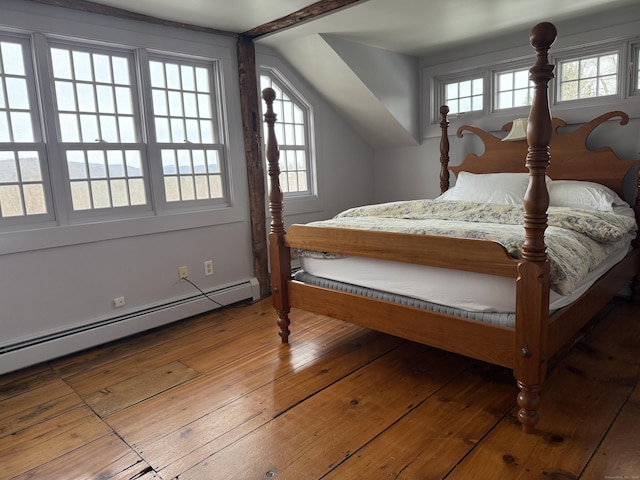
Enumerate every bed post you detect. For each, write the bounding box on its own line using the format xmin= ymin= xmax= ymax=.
xmin=439 ymin=105 xmax=450 ymax=194
xmin=262 ymin=87 xmax=291 ymax=343
xmin=514 ymin=22 xmax=557 ymax=433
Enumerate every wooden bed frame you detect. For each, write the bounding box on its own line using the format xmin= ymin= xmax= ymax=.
xmin=262 ymin=22 xmax=640 ymax=432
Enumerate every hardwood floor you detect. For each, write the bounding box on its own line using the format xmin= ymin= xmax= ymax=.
xmin=1 ymin=297 xmax=638 ymax=479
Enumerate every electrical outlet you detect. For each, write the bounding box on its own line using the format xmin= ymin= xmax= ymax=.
xmin=178 ymin=266 xmax=189 ymax=281
xmin=204 ymin=260 xmax=213 ymax=276
xmin=113 ymin=296 xmax=126 ymax=307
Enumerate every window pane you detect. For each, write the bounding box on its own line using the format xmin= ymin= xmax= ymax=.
xmin=0 ymin=112 xmax=8 ymax=142
xmin=67 ymin=151 xmax=87 ymax=179
xmin=110 ymin=178 xmax=128 ymax=206
xmin=514 ymin=70 xmax=529 ymax=88
xmin=60 ymin=114 xmax=80 ymax=141
xmin=580 ymin=58 xmax=597 ymax=78
xmin=18 ymin=152 xmax=42 ymax=182
xmin=77 ymin=84 xmax=97 ymax=112
xmin=80 ymin=114 xmax=99 ymax=142
xmin=129 ymin=178 xmax=146 ymax=205
xmin=112 ymin=56 xmax=130 ymax=85
xmin=73 ymin=51 xmax=93 ymax=82
xmin=599 ymin=54 xmax=617 ymax=75
xmin=0 ymin=185 xmax=23 ymax=216
xmin=56 ymin=81 xmax=77 ymax=111
xmin=51 ymin=48 xmax=73 ymax=79
xmin=70 ymin=181 xmax=91 ymax=210
xmin=91 ymin=179 xmax=110 ymax=208
xmin=23 ymin=183 xmax=47 ymax=214
xmin=1 ymin=42 xmax=25 ymax=75
xmin=558 ymin=52 xmax=618 ymax=102
xmin=0 ymin=153 xmax=18 ymax=182
xmin=11 ymin=112 xmax=34 ymax=142
xmin=6 ymin=77 xmax=29 ymax=109
xmin=93 ymin=54 xmax=112 ymax=83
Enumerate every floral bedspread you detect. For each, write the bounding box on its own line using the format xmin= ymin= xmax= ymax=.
xmin=299 ymin=199 xmax=638 ymax=295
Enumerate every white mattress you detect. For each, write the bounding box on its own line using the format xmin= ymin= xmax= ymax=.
xmin=299 ymin=244 xmax=631 ymax=313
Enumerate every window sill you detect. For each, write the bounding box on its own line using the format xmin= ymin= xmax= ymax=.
xmin=0 ymin=206 xmax=245 ymax=255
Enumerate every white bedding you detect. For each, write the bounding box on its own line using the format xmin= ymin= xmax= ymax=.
xmin=299 ymin=244 xmax=630 ymax=313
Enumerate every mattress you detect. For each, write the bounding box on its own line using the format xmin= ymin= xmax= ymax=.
xmin=298 ymin=242 xmax=631 ymax=314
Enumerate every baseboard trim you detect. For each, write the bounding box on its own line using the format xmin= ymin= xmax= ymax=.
xmin=0 ymin=277 xmax=259 ymax=375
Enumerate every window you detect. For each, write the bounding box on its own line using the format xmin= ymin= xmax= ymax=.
xmin=443 ymin=77 xmax=483 ymax=114
xmin=50 ymin=43 xmax=147 ymax=212
xmin=260 ymin=71 xmax=313 ymax=196
xmin=0 ymin=30 xmax=229 ymax=230
xmin=557 ymin=51 xmax=618 ymax=102
xmin=0 ymin=36 xmax=51 ymax=224
xmin=495 ymin=67 xmax=534 ymax=110
xmin=150 ymin=58 xmax=225 ymax=205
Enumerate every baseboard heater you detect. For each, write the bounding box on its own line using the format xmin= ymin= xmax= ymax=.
xmin=0 ymin=277 xmax=260 ymax=375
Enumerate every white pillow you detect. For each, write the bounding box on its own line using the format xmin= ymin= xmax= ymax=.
xmin=436 ymin=171 xmax=530 ymax=205
xmin=548 ymin=180 xmax=629 ymax=212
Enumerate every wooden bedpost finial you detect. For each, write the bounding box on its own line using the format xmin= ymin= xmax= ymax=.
xmin=262 ymin=87 xmax=285 ymax=236
xmin=530 ymin=22 xmax=557 ymax=51
xmin=439 ymin=105 xmax=450 ymax=194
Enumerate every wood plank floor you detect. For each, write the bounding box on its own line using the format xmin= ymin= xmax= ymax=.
xmin=0 ymin=296 xmax=638 ymax=479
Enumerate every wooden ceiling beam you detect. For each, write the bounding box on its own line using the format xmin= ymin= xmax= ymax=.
xmin=243 ymin=0 xmax=369 ymax=38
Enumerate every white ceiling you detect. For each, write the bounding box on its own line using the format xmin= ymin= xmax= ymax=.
xmin=56 ymin=0 xmax=640 ymax=146
xmin=78 ymin=0 xmax=637 ymax=54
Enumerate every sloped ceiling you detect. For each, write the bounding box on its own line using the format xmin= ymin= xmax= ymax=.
xmin=30 ymin=0 xmax=640 ymax=148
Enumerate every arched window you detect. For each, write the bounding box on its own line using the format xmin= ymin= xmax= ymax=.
xmin=260 ymin=69 xmax=314 ymax=197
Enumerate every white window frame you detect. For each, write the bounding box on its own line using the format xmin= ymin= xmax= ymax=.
xmin=426 ymin=35 xmax=640 ymax=138
xmin=260 ymin=66 xmax=316 ymax=199
xmin=492 ymin=62 xmax=535 ymax=113
xmin=555 ymin=43 xmax=622 ymax=106
xmin=437 ymin=72 xmax=485 ymax=118
xmin=45 ymin=39 xmax=152 ymax=220
xmin=145 ymin=53 xmax=229 ymax=212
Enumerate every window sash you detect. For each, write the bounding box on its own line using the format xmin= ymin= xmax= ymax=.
xmin=148 ymin=56 xmax=228 ymax=208
xmin=557 ymin=50 xmax=619 ymax=102
xmin=260 ymin=71 xmax=313 ymax=196
xmin=494 ymin=67 xmax=534 ymax=111
xmin=0 ymin=34 xmax=55 ymax=225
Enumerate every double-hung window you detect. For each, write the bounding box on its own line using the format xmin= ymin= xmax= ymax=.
xmin=0 ymin=29 xmax=229 ymax=232
xmin=260 ymin=70 xmax=313 ymax=196
xmin=150 ymin=57 xmax=226 ymax=206
xmin=0 ymin=36 xmax=51 ymax=225
xmin=50 ymin=43 xmax=148 ymax=214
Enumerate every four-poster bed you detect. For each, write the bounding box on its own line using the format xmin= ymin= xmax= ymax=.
xmin=262 ymin=22 xmax=640 ymax=432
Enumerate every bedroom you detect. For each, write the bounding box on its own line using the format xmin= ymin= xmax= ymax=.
xmin=1 ymin=0 xmax=639 ymax=477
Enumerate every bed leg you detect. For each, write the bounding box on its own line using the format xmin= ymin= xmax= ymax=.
xmin=277 ymin=308 xmax=291 ymax=344
xmin=516 ymin=380 xmax=541 ymax=433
